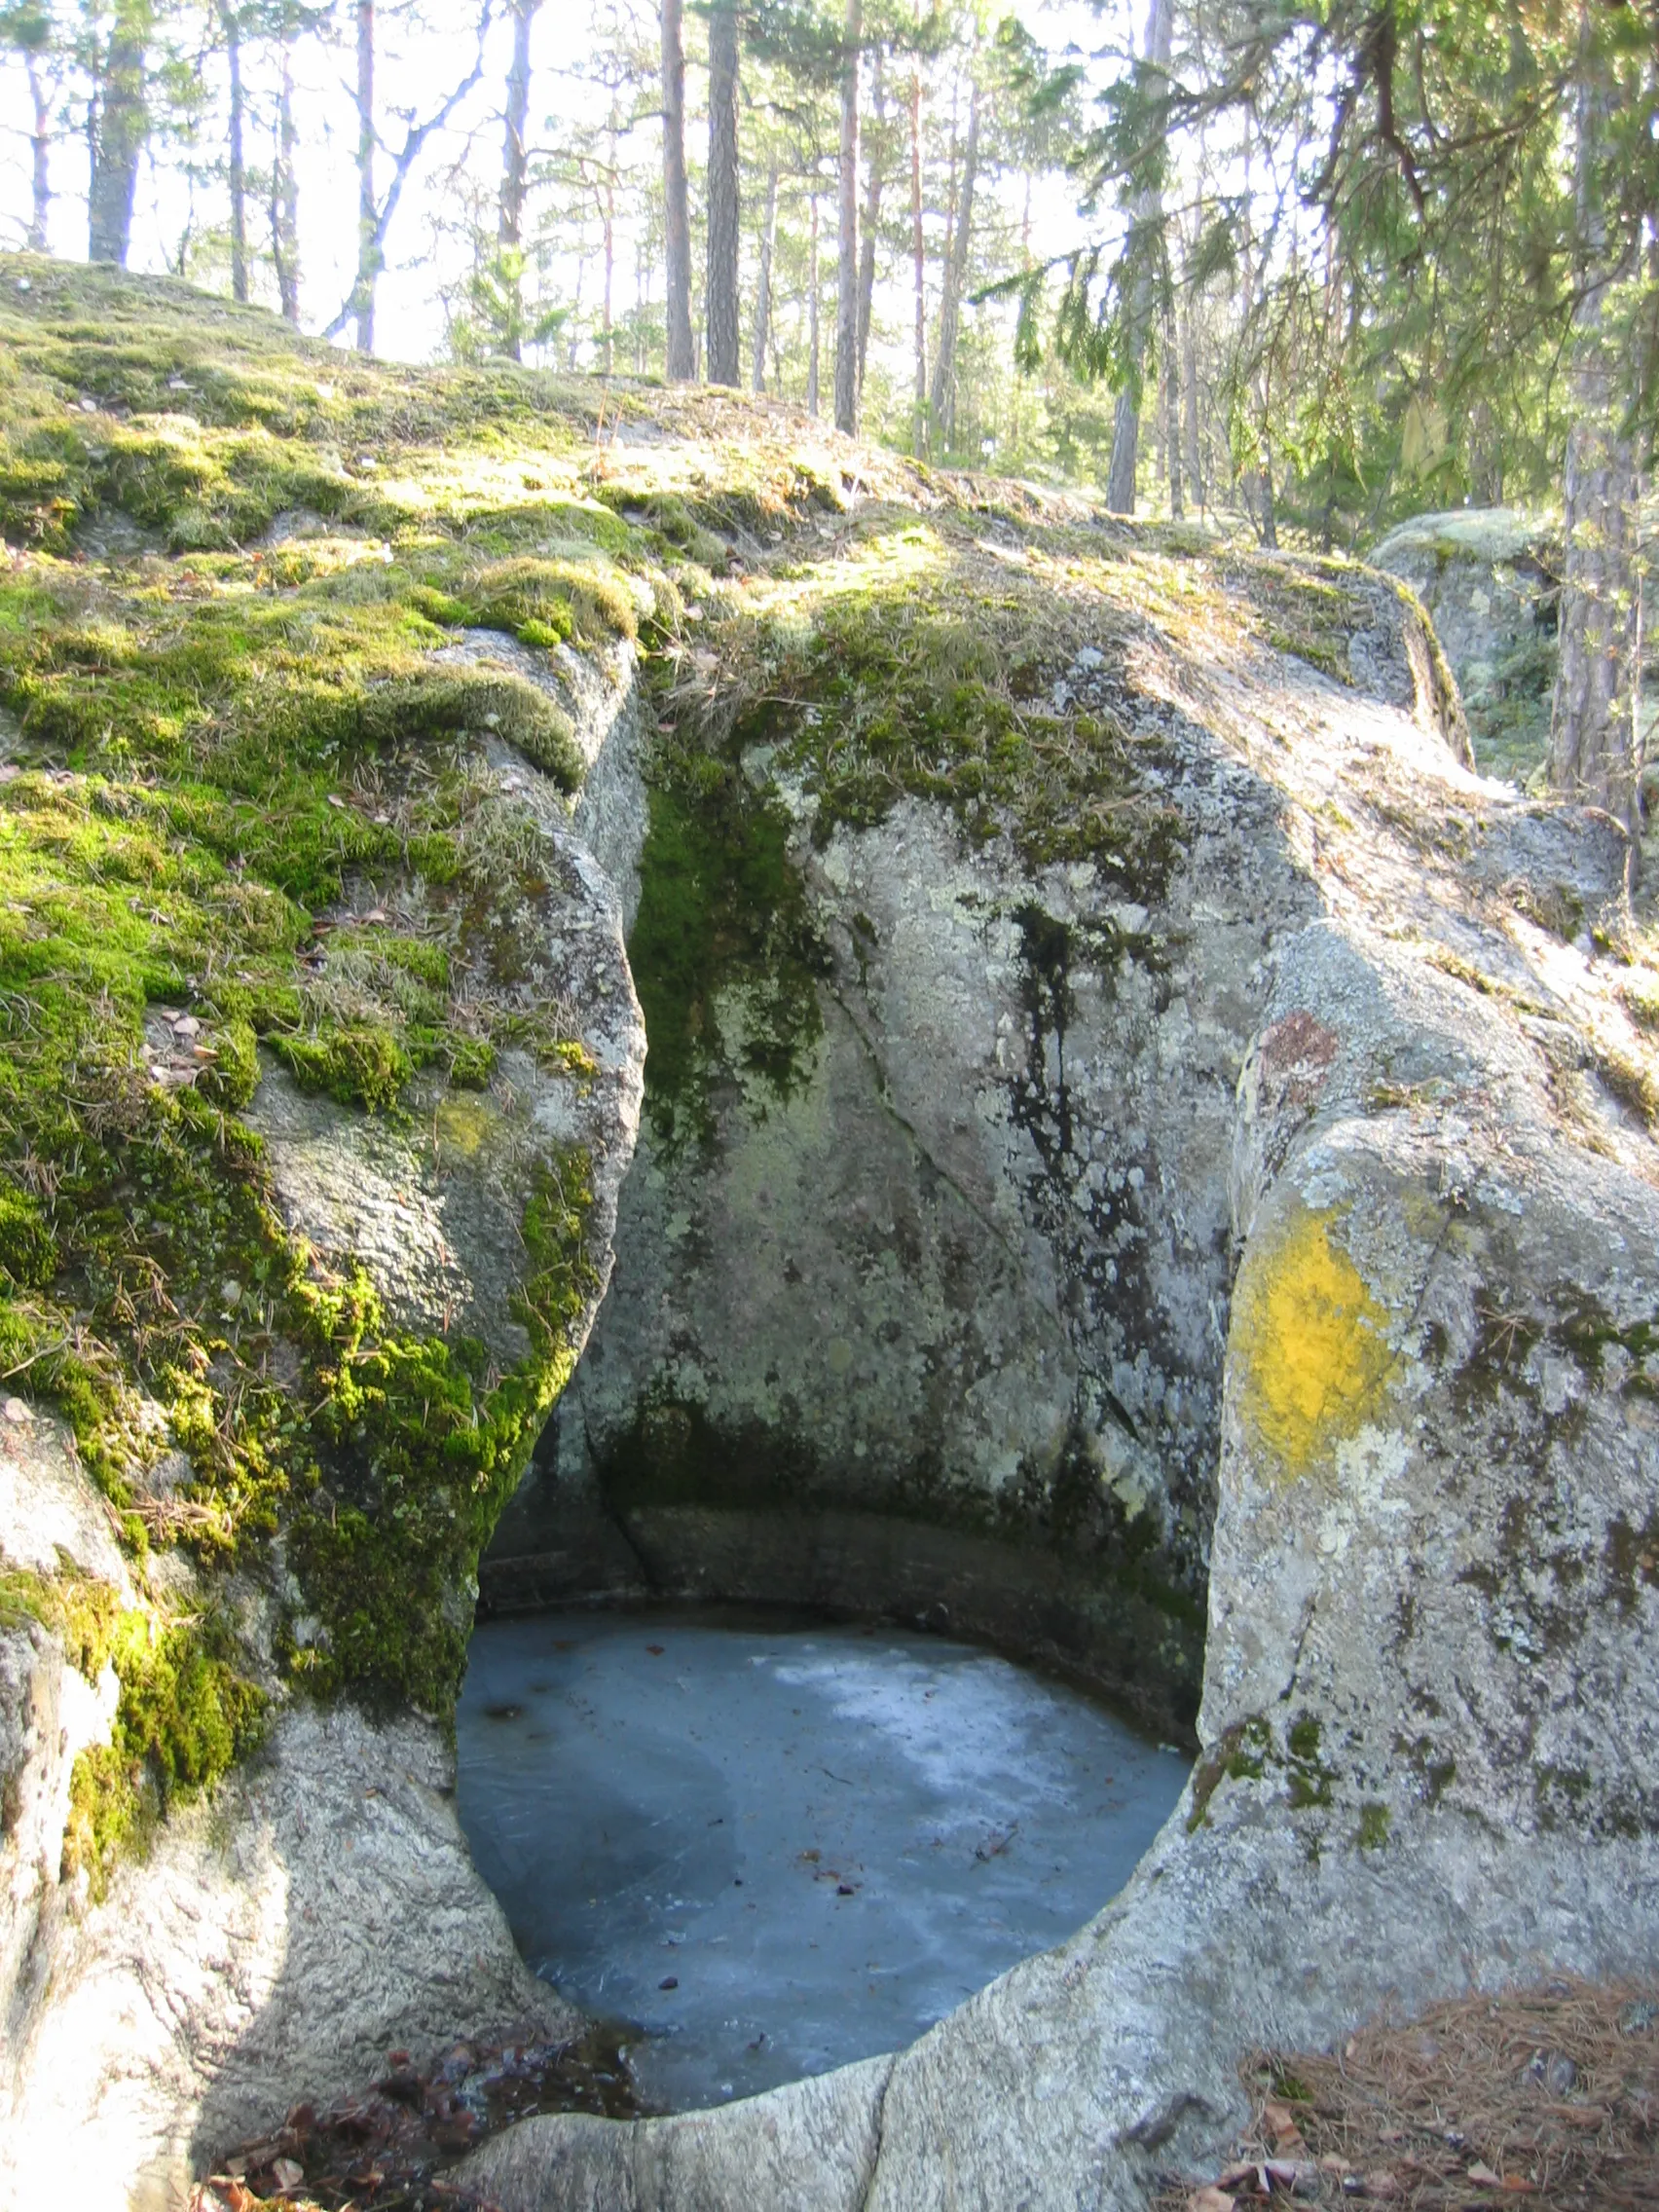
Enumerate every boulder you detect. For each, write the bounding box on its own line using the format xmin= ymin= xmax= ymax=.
xmin=0 ymin=645 xmax=648 ymax=2208
xmin=1372 ymin=508 xmax=1560 ymax=780
xmin=466 ymin=530 xmax=1659 ymax=2207
xmin=4 ymin=263 xmax=1657 ymax=2212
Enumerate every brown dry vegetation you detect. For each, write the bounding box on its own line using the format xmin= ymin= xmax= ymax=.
xmin=1160 ymin=1981 xmax=1659 ymax=2211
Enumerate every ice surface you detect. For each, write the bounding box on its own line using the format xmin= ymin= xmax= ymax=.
xmin=456 ymin=1608 xmax=1189 ymax=2110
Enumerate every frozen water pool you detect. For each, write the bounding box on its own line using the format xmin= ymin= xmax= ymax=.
xmin=456 ymin=1607 xmax=1190 ymax=2111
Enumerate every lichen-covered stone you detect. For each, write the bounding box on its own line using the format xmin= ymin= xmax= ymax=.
xmin=0 ymin=257 xmax=652 ymax=2200
xmin=473 ymin=459 xmax=1659 ymax=2211
xmin=7 ymin=260 xmax=1659 ymax=2212
xmin=1372 ymin=507 xmax=1560 ymax=780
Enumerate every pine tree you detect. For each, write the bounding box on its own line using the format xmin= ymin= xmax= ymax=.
xmin=705 ymin=0 xmax=741 ymax=383
xmin=88 ymin=0 xmax=155 ymax=265
xmin=661 ymin=0 xmax=695 ymax=377
xmin=3 ymin=2 xmax=57 ymax=250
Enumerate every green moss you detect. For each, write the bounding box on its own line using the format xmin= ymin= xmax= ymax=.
xmin=1287 ymin=1715 xmax=1322 ymax=1761
xmin=603 ymin=490 xmax=730 ymax=570
xmin=461 ymin=554 xmax=638 ymax=646
xmin=270 ymin=1021 xmax=413 ymax=1113
xmin=0 ymin=1182 xmax=56 ymax=1287
xmin=1223 ymin=555 xmax=1368 ymax=683
xmin=1356 ymin=1801 xmax=1391 ymax=1851
xmin=658 ymin=507 xmax=1193 ymax=897
xmin=409 ymin=585 xmax=473 ymax=627
xmin=1283 ymin=1714 xmax=1337 ymax=1810
xmin=1604 ymin=1509 xmax=1659 ymax=1614
xmin=285 ymin=1150 xmax=597 ymax=1712
xmin=1286 ymin=1767 xmax=1334 ymax=1810
xmin=1509 ymin=878 xmax=1583 ymax=942
xmin=110 ymin=1607 xmax=267 ymax=1791
xmin=629 ymin=770 xmax=829 ymax=1150
xmin=1267 ymin=2068 xmax=1315 ymax=2109
xmin=0 ymin=1563 xmax=119 ymax=1679
xmin=0 ymin=260 xmax=663 ymax=1836
xmin=1554 ymin=1297 xmax=1659 ymax=1378
xmin=59 ymin=1604 xmax=266 ymax=1890
xmin=199 ymin=1016 xmax=261 ymax=1109
xmin=64 ymin=1743 xmax=150 ymax=1879
xmin=1187 ymin=1714 xmax=1272 ymax=1830
xmin=357 ymin=668 xmax=583 ymax=791
xmin=1533 ymin=1761 xmax=1594 ymax=1831
xmin=1593 ymin=1045 xmax=1659 ymax=1129
xmin=447 ymin=1035 xmax=497 ymax=1088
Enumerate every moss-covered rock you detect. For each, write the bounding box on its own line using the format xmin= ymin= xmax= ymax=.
xmin=0 ymin=258 xmax=654 ymax=2198
xmin=1372 ymin=506 xmax=1560 ymax=780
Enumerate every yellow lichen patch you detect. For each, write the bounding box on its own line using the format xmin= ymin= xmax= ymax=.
xmin=1232 ymin=1200 xmax=1396 ymax=1484
xmin=434 ymin=1093 xmax=495 ymax=1160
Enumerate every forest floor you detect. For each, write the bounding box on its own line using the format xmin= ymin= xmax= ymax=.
xmin=1156 ymin=1982 xmax=1659 ymax=2212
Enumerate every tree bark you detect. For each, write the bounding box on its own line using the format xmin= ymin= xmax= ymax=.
xmin=807 ymin=189 xmax=822 ymax=418
xmin=661 ymin=0 xmax=694 ymax=381
xmin=1549 ymin=14 xmax=1640 ymax=850
xmin=752 ymin=159 xmax=778 ymax=393
xmin=353 ymin=0 xmax=376 ymax=351
xmin=1104 ymin=0 xmax=1175 ymax=514
xmin=273 ymin=32 xmax=302 ymax=323
xmin=833 ymin=0 xmax=862 ymax=434
xmin=928 ymin=73 xmax=978 ymax=456
xmin=24 ymin=47 xmax=50 ymax=252
xmin=1255 ymin=454 xmax=1278 ymax=548
xmin=909 ymin=60 xmax=925 ymax=455
xmin=1162 ymin=290 xmax=1182 ymax=520
xmin=602 ymin=148 xmax=616 ymax=375
xmin=704 ymin=0 xmax=741 ymax=385
xmin=88 ymin=1 xmax=152 ymax=267
xmin=497 ymin=0 xmax=540 ymax=360
xmin=222 ymin=4 xmax=248 ymax=303
xmin=856 ymin=49 xmax=884 ymax=395
xmin=1180 ymin=285 xmax=1202 ymax=511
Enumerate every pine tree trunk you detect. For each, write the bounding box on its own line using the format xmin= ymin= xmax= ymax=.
xmin=1162 ymin=292 xmax=1182 ymax=521
xmin=661 ymin=0 xmax=694 ymax=381
xmin=353 ymin=0 xmax=377 ymax=352
xmin=909 ymin=65 xmax=925 ymax=456
xmin=856 ymin=52 xmax=884 ymax=395
xmin=808 ymin=191 xmax=822 ymax=418
xmin=1104 ymin=0 xmax=1174 ymax=515
xmin=274 ymin=38 xmax=301 ymax=323
xmin=705 ymin=0 xmax=741 ymax=386
xmin=1257 ymin=455 xmax=1278 ymax=549
xmin=752 ymin=161 xmax=778 ymax=393
xmin=602 ymin=155 xmax=616 ymax=375
xmin=223 ymin=6 xmax=248 ymax=303
xmin=498 ymin=0 xmax=535 ymax=253
xmin=833 ymin=0 xmax=863 ymax=434
xmin=497 ymin=0 xmax=538 ymax=360
xmin=1105 ymin=387 xmax=1139 ymax=515
xmin=88 ymin=1 xmax=152 ymax=268
xmin=1553 ymin=387 xmax=1639 ymax=814
xmin=1180 ymin=287 xmax=1202 ymax=511
xmin=928 ymin=76 xmax=977 ymax=458
xmin=1549 ymin=19 xmax=1640 ymax=852
xmin=24 ymin=50 xmax=50 ymax=252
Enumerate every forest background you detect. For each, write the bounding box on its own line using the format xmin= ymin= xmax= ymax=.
xmin=0 ymin=0 xmax=1654 ymax=822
